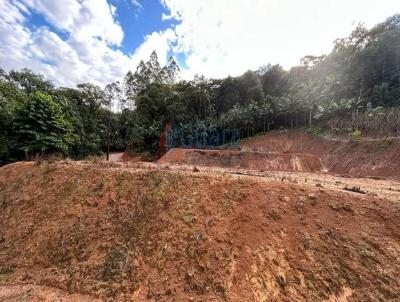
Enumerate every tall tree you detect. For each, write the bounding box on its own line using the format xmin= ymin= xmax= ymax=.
xmin=14 ymin=92 xmax=73 ymax=158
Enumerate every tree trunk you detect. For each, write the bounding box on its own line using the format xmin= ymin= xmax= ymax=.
xmin=309 ymin=110 xmax=312 ymax=127
xmin=263 ymin=116 xmax=266 ymax=132
xmin=106 ymin=108 xmax=112 ymax=161
xmin=106 ymin=138 xmax=110 ymax=161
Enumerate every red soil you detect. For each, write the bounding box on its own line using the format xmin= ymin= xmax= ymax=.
xmin=159 ymin=131 xmax=400 ymax=179
xmin=158 ymin=148 xmax=324 ymax=173
xmin=1 ymin=161 xmax=400 ymax=301
xmin=241 ymin=131 xmax=400 ymax=179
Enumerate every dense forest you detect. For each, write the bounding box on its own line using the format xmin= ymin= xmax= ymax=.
xmin=1 ymin=15 xmax=400 ymax=163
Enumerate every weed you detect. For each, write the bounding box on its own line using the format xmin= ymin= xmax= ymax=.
xmin=0 ymin=266 xmax=15 ymax=280
xmin=58 ymin=178 xmax=79 ymax=198
xmin=115 ymin=191 xmax=161 ymax=249
xmin=301 ymin=233 xmax=312 ymax=250
xmin=266 ymin=209 xmax=282 ymax=220
xmin=100 ymin=245 xmax=132 ymax=281
xmin=352 ymin=129 xmax=362 ymax=141
xmin=45 ymin=222 xmax=87 ymax=267
xmin=343 ymin=186 xmax=366 ymax=194
xmin=93 ymin=177 xmax=106 ymax=197
xmin=42 ymin=163 xmax=58 ymax=174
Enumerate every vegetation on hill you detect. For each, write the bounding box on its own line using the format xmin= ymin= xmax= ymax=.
xmin=1 ymin=15 xmax=400 ymax=163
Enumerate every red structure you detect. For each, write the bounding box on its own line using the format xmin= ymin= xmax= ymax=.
xmin=159 ymin=123 xmax=173 ymax=156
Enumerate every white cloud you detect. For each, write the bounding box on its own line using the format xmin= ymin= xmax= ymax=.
xmin=21 ymin=0 xmax=124 ymax=45
xmin=161 ymin=0 xmax=400 ymax=79
xmin=130 ymin=29 xmax=176 ymax=67
xmin=132 ymin=0 xmax=142 ymax=10
xmin=1 ymin=0 xmax=399 ymax=87
xmin=0 ymin=0 xmax=175 ymax=87
xmin=0 ymin=1 xmax=34 ymax=71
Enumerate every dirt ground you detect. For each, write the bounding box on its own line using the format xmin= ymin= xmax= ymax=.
xmin=158 ymin=148 xmax=324 ymax=173
xmin=109 ymin=153 xmax=124 ymax=162
xmin=1 ymin=160 xmax=400 ymax=301
xmin=240 ymin=131 xmax=400 ymax=179
xmin=152 ymin=162 xmax=400 ymax=202
xmin=156 ymin=130 xmax=400 ymax=179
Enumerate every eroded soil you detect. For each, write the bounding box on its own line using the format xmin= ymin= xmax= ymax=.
xmin=1 ymin=161 xmax=400 ymax=301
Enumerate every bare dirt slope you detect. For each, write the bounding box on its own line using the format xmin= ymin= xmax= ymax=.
xmin=1 ymin=161 xmax=400 ymax=301
xmin=241 ymin=131 xmax=400 ymax=179
xmin=158 ymin=148 xmax=324 ymax=173
xmin=158 ymin=131 xmax=400 ymax=179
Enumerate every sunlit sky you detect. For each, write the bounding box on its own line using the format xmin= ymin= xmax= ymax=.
xmin=1 ymin=0 xmax=399 ymax=86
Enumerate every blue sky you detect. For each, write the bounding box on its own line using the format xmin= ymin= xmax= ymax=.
xmin=109 ymin=0 xmax=177 ymax=53
xmin=0 ymin=0 xmax=399 ymax=87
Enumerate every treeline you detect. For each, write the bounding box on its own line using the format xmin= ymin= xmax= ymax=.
xmin=0 ymin=71 xmax=126 ymax=163
xmin=1 ymin=15 xmax=400 ymax=163
xmin=123 ymin=15 xmax=400 ymax=151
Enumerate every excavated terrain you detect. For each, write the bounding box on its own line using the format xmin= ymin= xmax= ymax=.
xmin=158 ymin=148 xmax=323 ymax=173
xmin=159 ymin=131 xmax=400 ymax=179
xmin=1 ymin=161 xmax=400 ymax=301
xmin=241 ymin=131 xmax=400 ymax=179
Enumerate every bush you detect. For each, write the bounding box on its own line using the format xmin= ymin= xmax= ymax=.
xmin=352 ymin=129 xmax=362 ymax=141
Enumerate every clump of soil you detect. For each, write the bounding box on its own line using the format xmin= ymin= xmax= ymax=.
xmin=1 ymin=161 xmax=400 ymax=301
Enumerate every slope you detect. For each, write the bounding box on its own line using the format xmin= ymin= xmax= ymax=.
xmin=0 ymin=161 xmax=400 ymax=301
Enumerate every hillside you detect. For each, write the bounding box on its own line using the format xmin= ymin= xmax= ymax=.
xmin=241 ymin=131 xmax=400 ymax=179
xmin=1 ymin=161 xmax=400 ymax=301
xmin=159 ymin=131 xmax=400 ymax=179
xmin=158 ymin=148 xmax=323 ymax=173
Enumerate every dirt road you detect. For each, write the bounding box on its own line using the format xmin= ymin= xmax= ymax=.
xmin=120 ymin=161 xmax=400 ymax=202
xmin=108 ymin=152 xmax=124 ymax=162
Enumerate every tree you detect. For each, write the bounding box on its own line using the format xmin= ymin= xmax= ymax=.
xmin=14 ymin=92 xmax=73 ymax=158
xmin=8 ymin=68 xmax=54 ymax=94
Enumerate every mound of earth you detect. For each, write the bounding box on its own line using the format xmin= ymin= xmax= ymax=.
xmin=158 ymin=148 xmax=324 ymax=173
xmin=1 ymin=161 xmax=400 ymax=301
xmin=241 ymin=131 xmax=400 ymax=179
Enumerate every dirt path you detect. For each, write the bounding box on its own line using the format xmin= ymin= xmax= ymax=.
xmin=108 ymin=152 xmax=124 ymax=162
xmin=116 ymin=161 xmax=400 ymax=202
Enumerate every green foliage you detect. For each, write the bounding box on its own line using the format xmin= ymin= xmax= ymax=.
xmin=0 ymin=70 xmax=126 ymax=163
xmin=14 ymin=92 xmax=73 ymax=156
xmin=305 ymin=127 xmax=326 ymax=137
xmin=8 ymin=68 xmax=54 ymax=93
xmin=352 ymin=129 xmax=362 ymax=141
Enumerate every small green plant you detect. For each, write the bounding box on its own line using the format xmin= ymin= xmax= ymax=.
xmin=306 ymin=127 xmax=325 ymax=136
xmin=352 ymin=129 xmax=362 ymax=141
